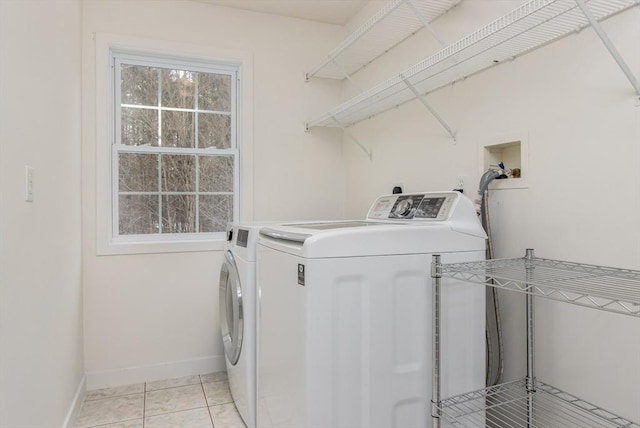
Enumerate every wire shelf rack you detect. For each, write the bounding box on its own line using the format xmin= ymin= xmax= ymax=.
xmin=306 ymin=0 xmax=639 ymax=129
xmin=436 ymin=378 xmax=640 ymax=427
xmin=431 ymin=250 xmax=640 ymax=428
xmin=438 ymin=255 xmax=640 ymax=317
xmin=306 ymin=0 xmax=460 ymax=80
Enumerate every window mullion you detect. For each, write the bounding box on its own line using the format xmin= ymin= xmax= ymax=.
xmin=157 ymin=68 xmax=164 ymax=233
xmin=115 ymin=145 xmax=236 ymax=155
xmin=158 ymin=153 xmax=163 ymax=234
xmin=195 ymin=75 xmax=200 ymax=233
xmin=195 ymin=155 xmax=200 ymax=233
xmin=157 ymin=68 xmax=162 ymax=147
xmin=120 ymin=104 xmax=232 ymax=116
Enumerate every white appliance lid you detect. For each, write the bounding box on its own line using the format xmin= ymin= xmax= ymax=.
xmin=258 ymin=191 xmax=486 ymax=258
xmin=282 ymin=221 xmax=399 ymax=230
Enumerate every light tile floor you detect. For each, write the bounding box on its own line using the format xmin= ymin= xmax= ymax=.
xmin=75 ymin=372 xmax=246 ymax=428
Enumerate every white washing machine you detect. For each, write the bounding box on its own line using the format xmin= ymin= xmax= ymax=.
xmin=219 ymin=223 xmax=269 ymax=428
xmin=256 ymin=191 xmax=487 ymax=428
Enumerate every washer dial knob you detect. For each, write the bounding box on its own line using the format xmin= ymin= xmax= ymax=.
xmin=393 ymin=199 xmax=413 ymax=217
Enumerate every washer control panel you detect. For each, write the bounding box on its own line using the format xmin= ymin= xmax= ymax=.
xmin=367 ymin=192 xmax=458 ymax=221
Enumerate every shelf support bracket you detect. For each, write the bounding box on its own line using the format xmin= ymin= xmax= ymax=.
xmin=404 ymin=0 xmax=446 ymax=47
xmin=330 ymin=117 xmax=373 ymax=160
xmin=401 ymin=76 xmax=456 ymax=141
xmin=329 ymin=58 xmax=363 ymax=92
xmin=574 ymin=0 xmax=640 ymax=96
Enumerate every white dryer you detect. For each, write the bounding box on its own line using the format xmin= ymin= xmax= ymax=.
xmin=256 ymin=191 xmax=487 ymax=428
xmin=219 ymin=223 xmax=268 ymax=428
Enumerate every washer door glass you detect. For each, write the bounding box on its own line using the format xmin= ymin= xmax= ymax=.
xmin=219 ymin=250 xmax=244 ymax=365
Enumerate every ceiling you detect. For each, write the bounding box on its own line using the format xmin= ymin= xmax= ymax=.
xmin=195 ymin=0 xmax=372 ymax=25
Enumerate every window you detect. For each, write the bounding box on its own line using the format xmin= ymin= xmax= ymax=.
xmin=111 ymin=52 xmax=239 ymax=242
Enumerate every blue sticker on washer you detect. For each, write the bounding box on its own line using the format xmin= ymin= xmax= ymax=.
xmin=298 ymin=264 xmax=305 ymax=286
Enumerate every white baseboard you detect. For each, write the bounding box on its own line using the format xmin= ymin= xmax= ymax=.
xmin=63 ymin=374 xmax=86 ymax=428
xmin=85 ymin=355 xmax=226 ymax=390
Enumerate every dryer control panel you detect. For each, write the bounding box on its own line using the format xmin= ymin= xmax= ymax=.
xmin=366 ymin=191 xmax=459 ymax=221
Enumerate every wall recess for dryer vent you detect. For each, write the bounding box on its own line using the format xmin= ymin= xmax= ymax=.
xmin=480 ymin=134 xmax=528 ymax=190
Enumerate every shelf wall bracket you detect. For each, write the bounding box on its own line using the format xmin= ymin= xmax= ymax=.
xmin=401 ymin=76 xmax=456 ymax=141
xmin=574 ymin=0 xmax=640 ymax=96
xmin=330 ymin=117 xmax=373 ymax=160
xmin=404 ymin=0 xmax=446 ymax=47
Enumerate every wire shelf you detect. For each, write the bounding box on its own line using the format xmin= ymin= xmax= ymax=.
xmin=306 ymin=0 xmax=460 ymax=80
xmin=306 ymin=0 xmax=639 ymax=129
xmin=437 ymin=378 xmax=640 ymax=427
xmin=437 ymin=255 xmax=640 ymax=317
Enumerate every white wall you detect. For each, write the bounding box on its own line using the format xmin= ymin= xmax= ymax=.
xmin=0 ymin=0 xmax=84 ymax=426
xmin=341 ymin=1 xmax=640 ymax=422
xmin=82 ymin=0 xmax=345 ymax=388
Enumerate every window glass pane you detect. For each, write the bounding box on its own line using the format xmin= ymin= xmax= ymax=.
xmin=162 ymin=195 xmax=196 ymax=233
xmin=199 ymin=195 xmax=232 ymax=233
xmin=200 ymin=156 xmax=233 ymax=192
xmin=122 ymin=107 xmax=158 ymax=146
xmin=161 ymin=155 xmax=195 ymax=192
xmin=198 ymin=73 xmax=231 ymax=112
xmin=121 ymin=64 xmax=158 ymax=106
xmin=119 ymin=195 xmax=159 ymax=235
xmin=198 ymin=113 xmax=231 ymax=149
xmin=162 ymin=110 xmax=194 ymax=148
xmin=161 ymin=69 xmax=195 ymax=109
xmin=119 ymin=153 xmax=158 ymax=192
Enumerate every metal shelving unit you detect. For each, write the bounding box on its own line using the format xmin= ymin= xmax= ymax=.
xmin=437 ymin=379 xmax=640 ymax=427
xmin=439 ymin=253 xmax=640 ymax=317
xmin=305 ymin=0 xmax=460 ymax=81
xmin=306 ymin=0 xmax=640 ymax=134
xmin=430 ymin=249 xmax=640 ymax=428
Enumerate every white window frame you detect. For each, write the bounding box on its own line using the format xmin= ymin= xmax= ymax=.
xmin=95 ymin=33 xmax=254 ymax=255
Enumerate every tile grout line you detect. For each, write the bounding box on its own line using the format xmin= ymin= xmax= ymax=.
xmin=142 ymin=382 xmax=147 ymax=427
xmin=200 ymin=376 xmax=216 ymax=427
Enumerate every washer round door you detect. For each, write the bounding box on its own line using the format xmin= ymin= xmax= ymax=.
xmin=219 ymin=250 xmax=244 ymax=365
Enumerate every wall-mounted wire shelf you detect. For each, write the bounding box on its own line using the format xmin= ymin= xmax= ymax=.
xmin=439 ymin=256 xmax=640 ymax=317
xmin=305 ymin=0 xmax=460 ymax=81
xmin=436 ymin=378 xmax=640 ymax=427
xmin=431 ymin=250 xmax=640 ymax=428
xmin=306 ymin=0 xmax=639 ymax=130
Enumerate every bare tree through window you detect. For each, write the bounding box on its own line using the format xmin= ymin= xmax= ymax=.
xmin=114 ymin=57 xmax=237 ymax=237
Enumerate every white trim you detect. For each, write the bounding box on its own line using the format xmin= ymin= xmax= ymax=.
xmin=85 ymin=355 xmax=226 ymax=391
xmin=62 ymin=375 xmax=86 ymax=428
xmin=95 ymin=33 xmax=254 ymax=255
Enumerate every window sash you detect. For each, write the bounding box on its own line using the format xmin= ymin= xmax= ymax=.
xmin=114 ymin=55 xmax=238 ymax=150
xmin=112 ymin=147 xmax=238 ymax=239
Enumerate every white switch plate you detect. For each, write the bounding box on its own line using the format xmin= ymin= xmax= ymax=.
xmin=25 ymin=166 xmax=34 ymax=202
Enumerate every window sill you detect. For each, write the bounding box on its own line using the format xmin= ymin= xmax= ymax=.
xmin=97 ymin=237 xmax=227 ymax=256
